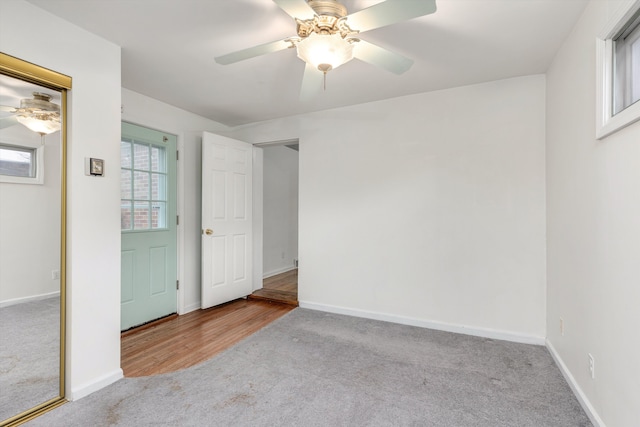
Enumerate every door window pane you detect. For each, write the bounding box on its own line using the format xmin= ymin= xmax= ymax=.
xmin=120 ymin=141 xmax=132 ymax=168
xmin=151 ymin=173 xmax=166 ymax=200
xmin=121 ymin=201 xmax=132 ymax=230
xmin=121 ymin=139 xmax=169 ymax=231
xmin=134 ymin=171 xmax=150 ymax=200
xmin=151 ymin=146 xmax=166 ymax=172
xmin=121 ymin=169 xmax=132 ymax=199
xmin=152 ymin=202 xmax=166 ymax=229
xmin=134 ymin=143 xmax=150 ymax=170
xmin=134 ymin=201 xmax=150 ymax=229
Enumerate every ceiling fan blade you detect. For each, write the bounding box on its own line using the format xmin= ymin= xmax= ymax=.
xmin=0 ymin=116 xmax=18 ymax=129
xmin=300 ymin=62 xmax=324 ymax=101
xmin=346 ymin=0 xmax=437 ymax=33
xmin=273 ymin=0 xmax=316 ymax=20
xmin=215 ymin=39 xmax=293 ymax=65
xmin=353 ymin=40 xmax=414 ymax=74
xmin=0 ymin=105 xmax=17 ymax=113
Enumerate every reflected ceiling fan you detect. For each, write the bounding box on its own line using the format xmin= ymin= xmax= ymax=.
xmin=215 ymin=0 xmax=437 ymax=98
xmin=0 ymin=92 xmax=61 ymax=136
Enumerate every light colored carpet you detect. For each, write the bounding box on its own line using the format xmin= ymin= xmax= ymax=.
xmin=0 ymin=297 xmax=60 ymax=421
xmin=28 ymin=308 xmax=591 ymax=426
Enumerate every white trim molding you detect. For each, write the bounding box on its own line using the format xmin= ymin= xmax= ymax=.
xmin=299 ymin=301 xmax=546 ymax=345
xmin=546 ymin=340 xmax=606 ymax=427
xmin=0 ymin=291 xmax=60 ymax=308
xmin=596 ymin=0 xmax=640 ymax=139
xmin=68 ymin=369 xmax=123 ymax=401
xmin=183 ymin=301 xmax=201 ymax=315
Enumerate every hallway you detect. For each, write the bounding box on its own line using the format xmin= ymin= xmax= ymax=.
xmin=248 ymin=269 xmax=298 ymax=306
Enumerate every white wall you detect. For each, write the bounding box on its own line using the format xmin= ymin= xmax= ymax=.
xmin=546 ymin=1 xmax=640 ymax=425
xmin=262 ymin=145 xmax=299 ymax=277
xmin=0 ymin=124 xmax=60 ymax=304
xmin=231 ymin=75 xmax=547 ymax=342
xmin=1 ymin=0 xmax=122 ymax=400
xmin=121 ymin=89 xmax=229 ymax=313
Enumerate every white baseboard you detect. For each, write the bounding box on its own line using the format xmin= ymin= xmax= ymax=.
xmin=69 ymin=369 xmax=123 ymax=401
xmin=298 ymin=301 xmax=546 ymax=345
xmin=546 ymin=340 xmax=605 ymax=427
xmin=183 ymin=301 xmax=201 ymax=314
xmin=0 ymin=291 xmax=60 ymax=308
xmin=263 ymin=266 xmax=296 ymax=279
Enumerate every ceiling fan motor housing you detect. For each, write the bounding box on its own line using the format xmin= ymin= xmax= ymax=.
xmin=14 ymin=92 xmax=62 ymax=136
xmin=307 ymin=0 xmax=347 ymax=18
xmin=297 ymin=0 xmax=355 ymax=37
xmin=20 ymin=92 xmax=60 ymax=114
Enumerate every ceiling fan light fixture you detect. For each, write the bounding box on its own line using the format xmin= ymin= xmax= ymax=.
xmin=296 ymin=32 xmax=354 ymax=72
xmin=15 ymin=92 xmax=61 ymax=136
xmin=16 ymin=114 xmax=61 ymax=135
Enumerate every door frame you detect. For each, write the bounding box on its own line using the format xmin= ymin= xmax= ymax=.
xmin=252 ymin=138 xmax=300 ymax=291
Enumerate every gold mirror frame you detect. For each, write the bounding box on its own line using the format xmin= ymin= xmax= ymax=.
xmin=0 ymin=52 xmax=71 ymax=427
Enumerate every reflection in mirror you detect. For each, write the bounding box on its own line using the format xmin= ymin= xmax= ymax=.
xmin=0 ymin=55 xmax=69 ymax=426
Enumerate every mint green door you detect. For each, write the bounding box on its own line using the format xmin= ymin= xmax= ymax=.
xmin=120 ymin=122 xmax=177 ymax=331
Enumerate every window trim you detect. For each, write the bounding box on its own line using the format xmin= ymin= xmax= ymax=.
xmin=0 ymin=141 xmax=44 ymax=184
xmin=596 ymin=0 xmax=640 ymax=139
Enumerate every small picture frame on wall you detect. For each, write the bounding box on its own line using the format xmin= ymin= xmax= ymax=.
xmin=89 ymin=158 xmax=104 ymax=176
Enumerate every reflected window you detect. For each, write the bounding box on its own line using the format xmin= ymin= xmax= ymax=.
xmin=0 ymin=144 xmax=36 ymax=178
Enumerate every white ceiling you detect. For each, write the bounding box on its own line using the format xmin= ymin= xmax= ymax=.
xmin=26 ymin=0 xmax=588 ymax=127
xmin=0 ymin=73 xmax=60 ymax=105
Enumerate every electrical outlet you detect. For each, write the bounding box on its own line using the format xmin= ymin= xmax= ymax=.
xmin=51 ymin=270 xmax=60 ymax=280
xmin=560 ymin=318 xmax=564 ymax=336
xmin=588 ymin=353 xmax=595 ymax=379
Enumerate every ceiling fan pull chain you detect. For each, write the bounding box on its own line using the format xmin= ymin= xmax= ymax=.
xmin=323 ymin=71 xmax=327 ymax=91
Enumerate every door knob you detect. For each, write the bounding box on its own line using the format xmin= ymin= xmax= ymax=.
xmin=204 ymin=229 xmax=213 ymax=235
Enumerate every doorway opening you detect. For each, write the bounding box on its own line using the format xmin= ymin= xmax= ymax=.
xmin=249 ymin=141 xmax=299 ymax=306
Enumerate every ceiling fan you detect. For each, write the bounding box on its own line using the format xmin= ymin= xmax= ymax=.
xmin=0 ymin=92 xmax=61 ymax=136
xmin=215 ymin=0 xmax=437 ymax=98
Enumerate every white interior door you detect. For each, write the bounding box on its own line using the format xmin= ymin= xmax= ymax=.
xmin=201 ymin=132 xmax=253 ymax=309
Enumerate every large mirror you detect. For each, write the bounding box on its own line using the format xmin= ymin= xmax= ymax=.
xmin=0 ymin=53 xmax=70 ymax=426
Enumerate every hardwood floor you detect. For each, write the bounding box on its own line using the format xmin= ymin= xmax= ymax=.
xmin=248 ymin=269 xmax=298 ymax=306
xmin=121 ymin=299 xmax=294 ymax=377
xmin=264 ymin=269 xmax=298 ymax=292
xmin=122 ymin=270 xmax=299 ymax=378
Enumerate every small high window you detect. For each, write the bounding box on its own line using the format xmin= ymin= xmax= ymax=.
xmin=613 ymin=10 xmax=640 ymax=115
xmin=597 ymin=1 xmax=640 ymax=139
